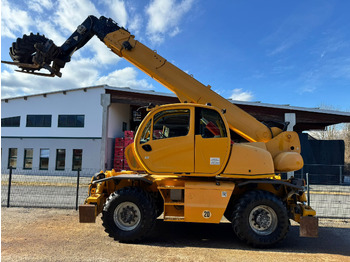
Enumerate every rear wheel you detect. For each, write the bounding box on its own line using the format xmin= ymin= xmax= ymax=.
xmin=232 ymin=190 xmax=289 ymax=248
xmin=102 ymin=187 xmax=157 ymax=242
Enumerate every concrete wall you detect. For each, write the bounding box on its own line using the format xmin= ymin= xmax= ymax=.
xmin=1 ymin=137 xmax=101 ymax=175
xmin=108 ymin=103 xmax=131 ymax=138
xmin=1 ymin=87 xmax=104 ymax=138
xmin=1 ymin=87 xmax=105 ymax=175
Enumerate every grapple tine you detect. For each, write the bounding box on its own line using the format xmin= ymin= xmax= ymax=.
xmin=1 ymin=60 xmax=40 ymax=69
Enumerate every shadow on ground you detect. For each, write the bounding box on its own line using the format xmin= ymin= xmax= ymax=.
xmin=139 ymin=220 xmax=350 ymax=256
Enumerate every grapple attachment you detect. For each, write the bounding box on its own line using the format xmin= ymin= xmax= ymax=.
xmin=2 ymin=33 xmax=63 ymax=77
xmin=3 ymin=16 xmax=122 ymax=78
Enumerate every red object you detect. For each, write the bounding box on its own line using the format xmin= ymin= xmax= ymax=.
xmin=114 ymin=148 xmax=124 ymax=157
xmin=124 ymin=138 xmax=134 ymax=147
xmin=114 ymin=159 xmax=123 ymax=165
xmin=124 ymin=131 xmax=134 ymax=138
xmin=114 ymin=131 xmax=135 ymax=170
xmin=205 ymin=121 xmax=221 ymax=136
xmin=115 ymin=138 xmax=124 ymax=147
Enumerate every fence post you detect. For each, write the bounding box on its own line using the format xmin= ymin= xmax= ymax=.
xmin=7 ymin=166 xmax=13 ymax=208
xmin=339 ymin=165 xmax=343 ymax=185
xmin=75 ymin=168 xmax=81 ymax=211
xmin=306 ymin=172 xmax=310 ymax=207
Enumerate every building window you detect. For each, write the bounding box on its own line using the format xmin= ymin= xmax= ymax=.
xmin=26 ymin=115 xmax=52 ymax=127
xmin=23 ymin=149 xmax=33 ymax=169
xmin=58 ymin=115 xmax=84 ymax=127
xmin=56 ymin=149 xmax=66 ymax=170
xmin=8 ymin=148 xmax=17 ymax=169
xmin=72 ymin=149 xmax=83 ymax=171
xmin=2 ymin=116 xmax=20 ymax=127
xmin=39 ymin=149 xmax=50 ymax=170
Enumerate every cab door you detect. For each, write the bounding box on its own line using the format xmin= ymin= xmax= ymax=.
xmin=194 ymin=107 xmax=231 ymax=175
xmin=135 ymin=106 xmax=194 ymax=173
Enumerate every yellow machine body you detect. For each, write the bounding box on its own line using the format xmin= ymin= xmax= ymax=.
xmin=82 ymin=170 xmax=315 ymax=227
xmin=73 ymin=21 xmax=318 ymax=244
xmin=122 ymin=103 xmax=303 ymax=176
xmin=102 ymin=29 xmax=304 ymax=175
xmin=8 ymin=14 xmax=318 ymax=245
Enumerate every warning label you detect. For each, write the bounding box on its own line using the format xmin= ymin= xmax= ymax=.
xmin=210 ymin=157 xmax=220 ymax=165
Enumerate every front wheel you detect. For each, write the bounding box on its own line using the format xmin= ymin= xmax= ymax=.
xmin=232 ymin=190 xmax=289 ymax=248
xmin=102 ymin=187 xmax=157 ymax=242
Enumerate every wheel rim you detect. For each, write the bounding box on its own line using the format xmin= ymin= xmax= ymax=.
xmin=248 ymin=205 xmax=278 ymax=235
xmin=114 ymin=202 xmax=141 ymax=231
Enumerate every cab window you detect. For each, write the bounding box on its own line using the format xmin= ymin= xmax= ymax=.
xmin=195 ymin=108 xmax=227 ymax=138
xmin=140 ymin=119 xmax=152 ymax=144
xmin=153 ymin=109 xmax=190 ymax=140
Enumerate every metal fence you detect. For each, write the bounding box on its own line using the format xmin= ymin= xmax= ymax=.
xmin=2 ymin=164 xmax=350 ymax=219
xmin=294 ymin=164 xmax=350 ymax=219
xmin=1 ymin=167 xmax=93 ymax=209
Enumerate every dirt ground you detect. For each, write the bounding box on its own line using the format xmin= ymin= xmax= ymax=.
xmin=1 ymin=208 xmax=350 ymax=262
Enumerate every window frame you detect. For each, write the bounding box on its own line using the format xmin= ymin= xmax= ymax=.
xmin=58 ymin=115 xmax=85 ymax=128
xmin=72 ymin=149 xmax=83 ymax=171
xmin=55 ymin=149 xmax=66 ymax=171
xmin=26 ymin=115 xmax=52 ymax=127
xmin=8 ymin=148 xmax=18 ymax=169
xmin=23 ymin=148 xmax=33 ymax=170
xmin=39 ymin=148 xmax=50 ymax=170
xmin=2 ymin=116 xmax=20 ymax=127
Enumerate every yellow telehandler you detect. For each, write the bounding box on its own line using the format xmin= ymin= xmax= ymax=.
xmin=5 ymin=15 xmax=318 ymax=247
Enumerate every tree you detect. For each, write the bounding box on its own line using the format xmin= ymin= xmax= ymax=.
xmin=308 ymin=105 xmax=350 ymax=165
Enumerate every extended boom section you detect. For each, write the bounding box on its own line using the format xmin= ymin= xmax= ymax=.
xmin=103 ymin=28 xmax=275 ymax=143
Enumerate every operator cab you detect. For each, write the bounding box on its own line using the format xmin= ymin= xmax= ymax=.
xmin=134 ymin=104 xmax=231 ymax=176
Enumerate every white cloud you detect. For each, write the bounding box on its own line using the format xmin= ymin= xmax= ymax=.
xmin=229 ymin=88 xmax=254 ymax=101
xmin=145 ymin=0 xmax=194 ymax=44
xmin=1 ymin=0 xmax=34 ymax=38
xmin=1 ymin=58 xmax=153 ymax=98
xmin=33 ymin=19 xmax=66 ymax=45
xmin=298 ymin=85 xmax=316 ymax=94
xmin=128 ymin=13 xmax=142 ymax=36
xmin=53 ymin=0 xmax=100 ymax=34
xmin=86 ymin=38 xmax=122 ymax=65
xmin=49 ymin=0 xmax=124 ymax=66
xmin=1 ymin=69 xmax=73 ymax=98
xmin=96 ymin=67 xmax=154 ymax=90
xmin=104 ymin=0 xmax=128 ymax=27
xmin=27 ymin=0 xmax=53 ymax=13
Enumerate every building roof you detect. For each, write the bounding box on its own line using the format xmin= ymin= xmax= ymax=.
xmin=3 ymin=84 xmax=350 ymax=132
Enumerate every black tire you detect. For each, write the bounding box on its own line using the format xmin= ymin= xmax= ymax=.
xmin=102 ymin=187 xmax=157 ymax=242
xmin=154 ymin=192 xmax=164 ymax=218
xmin=224 ymin=197 xmax=235 ymax=222
xmin=10 ymin=33 xmax=48 ymax=64
xmin=232 ymin=190 xmax=289 ymax=248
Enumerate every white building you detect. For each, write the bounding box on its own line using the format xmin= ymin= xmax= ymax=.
xmin=1 ymin=85 xmax=177 ymax=176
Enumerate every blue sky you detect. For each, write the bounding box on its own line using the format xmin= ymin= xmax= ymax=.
xmin=1 ymin=0 xmax=350 ymax=111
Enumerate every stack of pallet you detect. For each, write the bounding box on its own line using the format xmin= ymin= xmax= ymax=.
xmin=113 ymin=131 xmax=135 ymax=171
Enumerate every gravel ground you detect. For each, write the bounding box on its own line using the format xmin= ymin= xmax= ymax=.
xmin=1 ymin=207 xmax=350 ymax=262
